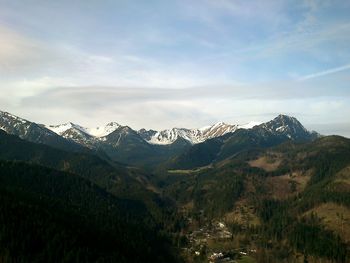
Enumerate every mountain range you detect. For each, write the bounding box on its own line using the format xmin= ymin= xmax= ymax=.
xmin=0 ymin=110 xmax=318 ymax=168
xmin=46 ymin=118 xmax=261 ymax=145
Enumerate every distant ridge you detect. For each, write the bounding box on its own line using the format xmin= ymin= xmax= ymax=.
xmin=0 ymin=110 xmax=319 ymax=148
xmin=0 ymin=110 xmax=319 ymax=168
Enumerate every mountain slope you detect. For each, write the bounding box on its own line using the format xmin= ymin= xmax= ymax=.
xmin=47 ymin=121 xmax=123 ymax=146
xmin=0 ymin=129 xmax=169 ymax=214
xmin=0 ymin=160 xmax=178 ymax=262
xmin=0 ymin=111 xmax=87 ymax=152
xmin=160 ymin=135 xmax=350 ymax=262
xmin=217 ymin=115 xmax=318 ymax=161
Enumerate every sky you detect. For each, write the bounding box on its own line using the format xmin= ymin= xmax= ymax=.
xmin=0 ymin=0 xmax=350 ymax=136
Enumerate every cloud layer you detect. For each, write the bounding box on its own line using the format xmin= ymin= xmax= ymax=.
xmin=0 ymin=0 xmax=350 ymax=137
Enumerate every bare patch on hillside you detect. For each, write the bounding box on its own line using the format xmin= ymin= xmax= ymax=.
xmin=265 ymin=171 xmax=311 ymax=199
xmin=265 ymin=175 xmax=293 ymax=199
xmin=167 ymin=165 xmax=212 ymax=174
xmin=182 ymin=201 xmax=194 ymax=211
xmin=290 ymin=170 xmax=312 ymax=191
xmin=248 ymin=156 xmax=281 ymax=172
xmin=335 ymin=166 xmax=350 ymax=183
xmin=305 ymin=203 xmax=350 ymax=242
xmin=224 ymin=199 xmax=260 ymax=227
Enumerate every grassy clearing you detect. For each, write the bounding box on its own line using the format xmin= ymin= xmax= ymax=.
xmin=334 ymin=166 xmax=350 ymax=186
xmin=265 ymin=171 xmax=311 ymax=199
xmin=248 ymin=156 xmax=281 ymax=172
xmin=167 ymin=165 xmax=211 ymax=174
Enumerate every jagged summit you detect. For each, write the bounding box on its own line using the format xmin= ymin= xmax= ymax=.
xmin=0 ymin=111 xmax=27 ymax=125
xmin=138 ymin=121 xmax=262 ymax=145
xmin=263 ymin=114 xmax=306 ymax=132
xmin=138 ymin=122 xmax=240 ymax=145
xmin=0 ymin=110 xmax=53 ymax=137
xmin=47 ymin=121 xmax=123 ymax=138
xmin=0 ymin=110 xmax=85 ymax=152
xmin=255 ymin=114 xmax=317 ymax=140
xmin=48 ymin=122 xmax=89 ymax=135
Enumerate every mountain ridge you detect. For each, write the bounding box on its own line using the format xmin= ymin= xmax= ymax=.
xmin=0 ymin=111 xmax=87 ymax=153
xmin=1 ymin=110 xmax=318 ymax=147
xmin=0 ymin=110 xmax=320 ymax=169
xmin=166 ymin=114 xmax=320 ymax=169
xmin=46 ymin=119 xmax=262 ymax=145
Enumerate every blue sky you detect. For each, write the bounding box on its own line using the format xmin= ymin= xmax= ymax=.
xmin=0 ymin=0 xmax=350 ymax=136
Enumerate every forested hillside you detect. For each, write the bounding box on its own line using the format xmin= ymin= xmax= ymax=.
xmin=0 ymin=160 xmax=179 ymax=262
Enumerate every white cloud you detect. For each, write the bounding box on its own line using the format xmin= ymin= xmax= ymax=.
xmin=0 ymin=26 xmax=53 ymax=75
xmin=9 ymin=80 xmax=347 ymax=132
xmin=0 ymin=1 xmax=350 ymax=137
xmin=298 ymin=64 xmax=350 ymax=81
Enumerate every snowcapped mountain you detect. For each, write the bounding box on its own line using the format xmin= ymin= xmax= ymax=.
xmin=169 ymin=115 xmax=320 ymax=169
xmin=0 ymin=111 xmax=33 ymax=135
xmin=253 ymin=114 xmax=318 ymax=141
xmin=0 ymin=110 xmax=320 ymax=168
xmin=45 ymin=119 xmax=261 ymax=146
xmin=47 ymin=122 xmax=89 ymax=135
xmin=46 ymin=122 xmax=95 ymax=146
xmin=139 ymin=127 xmax=202 ymax=145
xmin=0 ymin=111 xmax=85 ymax=152
xmin=87 ymin=122 xmax=122 ymax=137
xmin=0 ymin=110 xmax=263 ymax=147
xmin=238 ymin=121 xmax=262 ymax=129
xmin=46 ymin=122 xmax=124 ymax=146
xmin=138 ymin=121 xmax=261 ymax=145
xmin=47 ymin=122 xmax=122 ymax=138
xmin=1 ymin=110 xmax=317 ymax=151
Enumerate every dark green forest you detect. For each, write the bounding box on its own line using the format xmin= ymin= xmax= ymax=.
xmin=0 ymin=160 xmax=179 ymax=262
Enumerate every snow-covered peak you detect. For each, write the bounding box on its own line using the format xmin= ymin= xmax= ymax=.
xmin=199 ymin=122 xmax=238 ymax=140
xmin=1 ymin=109 xmax=318 ymax=148
xmin=255 ymin=114 xmax=316 ymax=140
xmin=47 ymin=123 xmax=72 ymax=135
xmin=262 ymin=115 xmax=307 ymax=133
xmin=140 ymin=121 xmax=255 ymax=145
xmin=238 ymin=121 xmax=262 ymax=129
xmin=198 ymin=125 xmax=211 ymax=132
xmin=47 ymin=121 xmax=123 ymax=138
xmin=87 ymin=122 xmax=122 ymax=137
xmin=0 ymin=111 xmax=66 ymax=142
xmin=47 ymin=122 xmax=89 ymax=135
xmin=0 ymin=111 xmax=27 ymax=124
xmin=145 ymin=128 xmax=191 ymax=145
